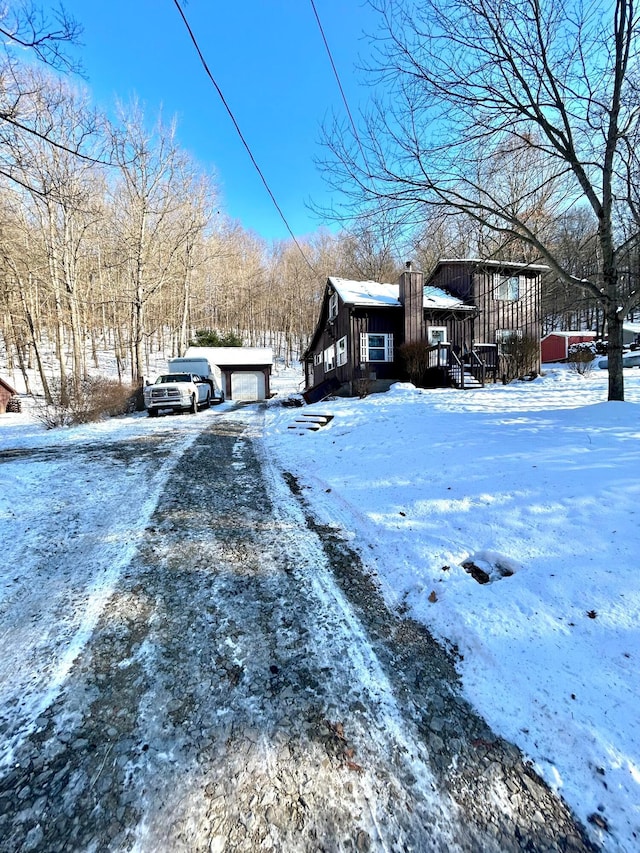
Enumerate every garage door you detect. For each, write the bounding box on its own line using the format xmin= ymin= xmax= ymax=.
xmin=231 ymin=371 xmax=265 ymax=401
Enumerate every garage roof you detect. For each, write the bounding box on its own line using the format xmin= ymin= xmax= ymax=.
xmin=185 ymin=346 xmax=273 ymax=367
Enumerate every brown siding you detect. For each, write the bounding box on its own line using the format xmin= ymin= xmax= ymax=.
xmin=423 ymin=312 xmax=476 ymax=354
xmin=428 ymin=264 xmax=474 ymax=300
xmin=473 ymin=269 xmax=541 ymax=345
xmin=351 ymin=309 xmax=404 ymax=382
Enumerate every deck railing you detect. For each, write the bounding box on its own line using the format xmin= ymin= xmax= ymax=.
xmin=424 ymin=342 xmax=498 ymax=388
xmin=469 ymin=350 xmax=487 ymax=386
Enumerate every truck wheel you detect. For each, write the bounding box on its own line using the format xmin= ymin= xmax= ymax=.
xmin=190 ymin=394 xmax=197 ymax=414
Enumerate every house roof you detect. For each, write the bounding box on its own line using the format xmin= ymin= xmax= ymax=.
xmin=0 ymin=377 xmax=17 ymax=394
xmin=423 ymin=285 xmax=475 ymax=311
xmin=329 ymin=277 xmax=400 ymax=307
xmin=437 ymin=258 xmax=549 ymax=272
xmin=329 ymin=277 xmax=474 ymax=311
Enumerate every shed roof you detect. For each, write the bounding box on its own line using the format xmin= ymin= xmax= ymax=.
xmin=541 ymin=331 xmax=597 ymax=340
xmin=184 ymin=346 xmax=273 ymax=367
xmin=0 ymin=377 xmax=17 ymax=394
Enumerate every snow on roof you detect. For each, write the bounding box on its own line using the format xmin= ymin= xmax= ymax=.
xmin=542 ymin=331 xmax=597 ymax=339
xmin=329 ymin=277 xmax=400 ymax=307
xmin=329 ymin=277 xmax=473 ymax=311
xmin=624 ymin=322 xmax=640 ymax=333
xmin=438 ymin=258 xmax=549 ymax=271
xmin=184 ymin=346 xmax=273 ymax=366
xmin=423 ymin=285 xmax=474 ymax=311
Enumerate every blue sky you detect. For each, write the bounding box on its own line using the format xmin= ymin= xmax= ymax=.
xmin=51 ymin=0 xmax=380 ymax=241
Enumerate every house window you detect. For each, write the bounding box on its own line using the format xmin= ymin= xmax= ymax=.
xmin=427 ymin=326 xmax=448 ymax=345
xmin=329 ymin=292 xmax=338 ymax=320
xmin=360 ymin=333 xmax=394 ymax=362
xmin=324 ymin=345 xmax=335 ymax=372
xmin=314 ymin=352 xmax=322 ymax=367
xmin=496 ymin=329 xmax=523 ymax=352
xmin=495 ymin=274 xmax=520 ymax=301
xmin=337 ymin=336 xmax=348 ymax=366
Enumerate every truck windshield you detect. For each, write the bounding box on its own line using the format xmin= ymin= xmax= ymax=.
xmin=157 ymin=374 xmax=190 ymax=384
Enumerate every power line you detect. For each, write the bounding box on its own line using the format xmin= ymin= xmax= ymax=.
xmin=310 ymin=0 xmax=368 ymax=173
xmin=170 ymin=0 xmax=317 ymax=274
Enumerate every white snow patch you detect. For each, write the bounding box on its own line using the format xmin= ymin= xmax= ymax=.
xmin=263 ymin=365 xmax=640 ymax=852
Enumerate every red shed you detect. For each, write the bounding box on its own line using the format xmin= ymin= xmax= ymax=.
xmin=541 ymin=331 xmax=597 ymax=363
xmin=0 ymin=377 xmax=17 ymax=414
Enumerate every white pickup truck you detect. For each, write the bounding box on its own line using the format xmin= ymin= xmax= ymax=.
xmin=144 ymin=372 xmax=211 ymax=417
xmin=168 ymin=356 xmax=224 ymax=403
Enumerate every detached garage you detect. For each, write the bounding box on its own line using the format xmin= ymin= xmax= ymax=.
xmin=184 ymin=346 xmax=273 ymax=401
xmin=541 ymin=331 xmax=597 ymax=363
xmin=231 ymin=370 xmax=266 ymax=402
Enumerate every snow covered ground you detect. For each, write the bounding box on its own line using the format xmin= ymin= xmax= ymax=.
xmin=1 ymin=362 xmax=638 ymax=850
xmin=263 ymin=365 xmax=640 ymax=852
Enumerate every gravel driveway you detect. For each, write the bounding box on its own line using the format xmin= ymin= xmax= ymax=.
xmin=0 ymin=411 xmax=597 ymax=851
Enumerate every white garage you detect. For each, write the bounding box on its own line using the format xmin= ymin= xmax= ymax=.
xmin=231 ymin=370 xmax=266 ymax=402
xmin=184 ymin=346 xmax=273 ymax=402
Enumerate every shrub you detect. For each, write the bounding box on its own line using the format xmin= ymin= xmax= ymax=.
xmin=500 ymin=335 xmax=540 ymax=382
xmin=33 ymin=375 xmax=137 ymax=429
xmin=567 ymin=341 xmax=596 ymax=376
xmin=189 ymin=329 xmax=243 ymax=347
xmin=398 ymin=341 xmax=432 ymax=386
xmin=352 ymin=374 xmax=373 ymax=398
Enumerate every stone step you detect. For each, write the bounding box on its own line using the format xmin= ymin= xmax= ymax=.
xmin=287 ymin=413 xmax=334 ymax=432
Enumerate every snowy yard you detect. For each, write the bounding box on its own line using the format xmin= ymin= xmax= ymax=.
xmin=0 ymin=363 xmax=638 ymax=850
xmin=263 ymin=365 xmax=640 ymax=852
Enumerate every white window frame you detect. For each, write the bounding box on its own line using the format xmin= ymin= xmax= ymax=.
xmin=494 ymin=273 xmax=520 ymax=301
xmin=427 ymin=326 xmax=448 ymax=345
xmin=324 ymin=345 xmax=335 ymax=372
xmin=337 ymin=336 xmax=348 ymax=367
xmin=314 ymin=352 xmax=322 ymax=367
xmin=360 ymin=332 xmax=394 ymax=363
xmin=328 ymin=292 xmax=339 ymax=320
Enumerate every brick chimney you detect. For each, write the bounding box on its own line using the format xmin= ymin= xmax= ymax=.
xmin=398 ymin=261 xmax=425 ymax=344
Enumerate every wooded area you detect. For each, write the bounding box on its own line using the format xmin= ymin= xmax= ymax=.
xmin=0 ymin=69 xmax=371 ymax=397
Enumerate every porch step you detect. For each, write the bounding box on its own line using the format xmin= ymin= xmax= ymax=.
xmin=287 ymin=413 xmax=334 ymax=433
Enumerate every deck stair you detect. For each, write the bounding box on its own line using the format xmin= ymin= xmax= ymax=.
xmin=448 ymin=366 xmax=484 ymax=389
xmin=287 ymin=413 xmax=334 ymax=433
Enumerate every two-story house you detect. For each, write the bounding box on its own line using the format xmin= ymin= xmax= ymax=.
xmin=303 ymin=259 xmax=545 ymax=396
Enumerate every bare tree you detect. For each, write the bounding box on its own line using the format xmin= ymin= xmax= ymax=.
xmin=0 ymin=69 xmax=106 ymax=390
xmin=338 ymin=214 xmax=400 ymax=282
xmin=323 ymin=0 xmax=640 ymax=400
xmin=0 ymin=2 xmax=80 ymax=71
xmin=109 ymin=105 xmax=206 ymax=383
